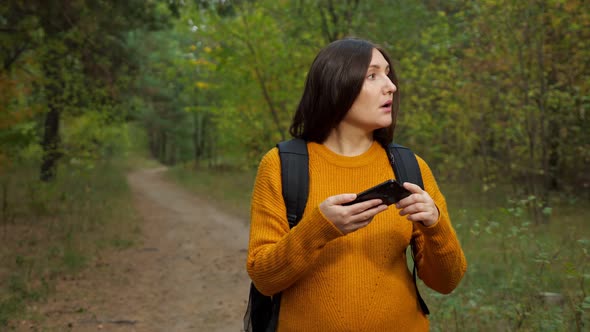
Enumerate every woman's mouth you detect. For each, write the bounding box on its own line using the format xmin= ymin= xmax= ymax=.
xmin=381 ymin=100 xmax=392 ymax=111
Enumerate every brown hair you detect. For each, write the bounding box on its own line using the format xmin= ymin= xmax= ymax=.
xmin=289 ymin=38 xmax=399 ymax=147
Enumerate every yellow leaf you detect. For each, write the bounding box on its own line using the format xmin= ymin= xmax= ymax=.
xmin=195 ymin=81 xmax=209 ymax=89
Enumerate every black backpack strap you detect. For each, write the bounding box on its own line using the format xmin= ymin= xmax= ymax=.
xmin=244 ymin=283 xmax=272 ymax=332
xmin=262 ymin=138 xmax=309 ymax=331
xmin=244 ymin=139 xmax=309 ymax=332
xmin=388 ymin=143 xmax=423 ymax=189
xmin=277 ymin=138 xmax=309 ymax=227
xmin=387 ymin=143 xmax=430 ymax=315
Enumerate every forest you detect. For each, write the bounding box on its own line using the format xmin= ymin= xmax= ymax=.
xmin=1 ymin=0 xmax=589 ymax=331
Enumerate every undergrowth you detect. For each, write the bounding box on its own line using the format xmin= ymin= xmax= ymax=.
xmin=0 ymin=160 xmax=141 ymax=327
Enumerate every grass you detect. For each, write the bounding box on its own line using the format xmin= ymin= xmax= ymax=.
xmin=0 ymin=122 xmax=155 ymax=327
xmin=168 ymin=165 xmax=590 ymax=332
xmin=428 ymin=183 xmax=590 ymax=331
xmin=0 ymin=159 xmax=142 ymax=328
xmin=167 ymin=161 xmax=256 ymax=220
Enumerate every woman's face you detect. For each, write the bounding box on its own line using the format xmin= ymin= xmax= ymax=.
xmin=342 ymin=48 xmax=397 ymax=134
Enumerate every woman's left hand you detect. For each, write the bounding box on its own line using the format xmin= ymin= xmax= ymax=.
xmin=396 ymin=182 xmax=439 ymax=227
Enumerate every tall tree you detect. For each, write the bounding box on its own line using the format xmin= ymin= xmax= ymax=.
xmin=1 ymin=0 xmax=170 ymax=180
xmin=453 ymin=0 xmax=590 ymax=221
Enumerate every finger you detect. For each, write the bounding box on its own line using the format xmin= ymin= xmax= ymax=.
xmin=399 ymin=202 xmax=428 ymax=216
xmin=355 ymin=218 xmax=373 ymax=229
xmin=405 ymin=211 xmax=436 ymax=224
xmin=396 ymin=193 xmax=419 ymax=209
xmin=343 ymin=219 xmax=372 ymax=234
xmin=352 ymin=204 xmax=388 ymax=222
xmin=402 ymin=182 xmax=423 ymax=194
xmin=349 ymin=198 xmax=384 ymax=213
xmin=347 ymin=215 xmax=376 ymax=232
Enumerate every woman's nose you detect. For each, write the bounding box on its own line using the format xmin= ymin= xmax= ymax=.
xmin=384 ymin=77 xmax=397 ymax=94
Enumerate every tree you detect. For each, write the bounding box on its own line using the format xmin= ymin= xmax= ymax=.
xmin=1 ymin=0 xmax=171 ymax=180
xmin=452 ymin=0 xmax=590 ymax=222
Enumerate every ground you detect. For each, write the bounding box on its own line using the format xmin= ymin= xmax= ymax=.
xmin=14 ymin=167 xmax=251 ymax=332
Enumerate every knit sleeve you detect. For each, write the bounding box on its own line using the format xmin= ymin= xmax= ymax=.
xmin=411 ymin=155 xmax=467 ymax=294
xmin=246 ymin=147 xmax=343 ymax=296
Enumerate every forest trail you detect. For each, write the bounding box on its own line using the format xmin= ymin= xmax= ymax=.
xmin=20 ymin=167 xmax=252 ymax=332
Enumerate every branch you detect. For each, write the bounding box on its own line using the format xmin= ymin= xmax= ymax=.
xmin=319 ymin=7 xmax=335 ymax=42
xmin=238 ymin=13 xmax=286 ymax=140
xmin=3 ymin=43 xmax=29 ymax=71
xmin=0 ymin=28 xmax=23 ymax=33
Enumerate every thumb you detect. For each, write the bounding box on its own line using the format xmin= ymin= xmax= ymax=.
xmin=402 ymin=182 xmax=423 ymax=194
xmin=329 ymin=193 xmax=357 ymax=205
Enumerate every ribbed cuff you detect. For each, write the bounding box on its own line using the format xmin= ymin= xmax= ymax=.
xmin=292 ymin=207 xmax=343 ymax=251
xmin=416 ymin=213 xmax=454 ymax=242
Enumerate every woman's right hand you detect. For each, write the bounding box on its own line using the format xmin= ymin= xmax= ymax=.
xmin=319 ymin=194 xmax=388 ymax=234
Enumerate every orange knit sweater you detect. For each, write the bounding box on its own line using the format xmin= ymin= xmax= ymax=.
xmin=247 ymin=141 xmax=467 ymax=332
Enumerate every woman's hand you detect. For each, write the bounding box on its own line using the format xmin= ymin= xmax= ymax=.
xmin=319 ymin=194 xmax=387 ymax=235
xmin=396 ymin=182 xmax=439 ymax=227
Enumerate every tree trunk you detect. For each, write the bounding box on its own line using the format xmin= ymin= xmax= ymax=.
xmin=40 ymin=50 xmax=63 ymax=182
xmin=160 ymin=131 xmax=167 ymax=164
xmin=193 ymin=112 xmax=207 ymax=161
xmin=40 ymin=107 xmax=61 ymax=181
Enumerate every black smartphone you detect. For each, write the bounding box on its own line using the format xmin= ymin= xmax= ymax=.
xmin=342 ymin=179 xmax=412 ymax=206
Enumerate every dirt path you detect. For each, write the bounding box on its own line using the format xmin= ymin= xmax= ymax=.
xmin=22 ymin=167 xmax=252 ymax=332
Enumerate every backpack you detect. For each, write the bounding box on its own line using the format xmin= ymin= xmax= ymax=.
xmin=243 ymin=138 xmax=429 ymax=332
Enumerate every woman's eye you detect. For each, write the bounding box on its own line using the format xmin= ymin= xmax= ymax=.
xmin=367 ymin=73 xmax=375 ymax=80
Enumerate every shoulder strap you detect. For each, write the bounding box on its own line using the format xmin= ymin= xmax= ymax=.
xmin=387 ymin=143 xmax=430 ymax=315
xmin=259 ymin=138 xmax=309 ymax=331
xmin=277 ymin=138 xmax=309 ymax=228
xmin=387 ymin=143 xmax=424 ymax=190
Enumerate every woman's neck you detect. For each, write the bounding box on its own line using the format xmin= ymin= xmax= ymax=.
xmin=322 ymin=128 xmax=374 ymax=157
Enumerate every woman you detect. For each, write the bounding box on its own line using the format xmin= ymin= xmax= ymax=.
xmin=247 ymin=38 xmax=467 ymax=331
